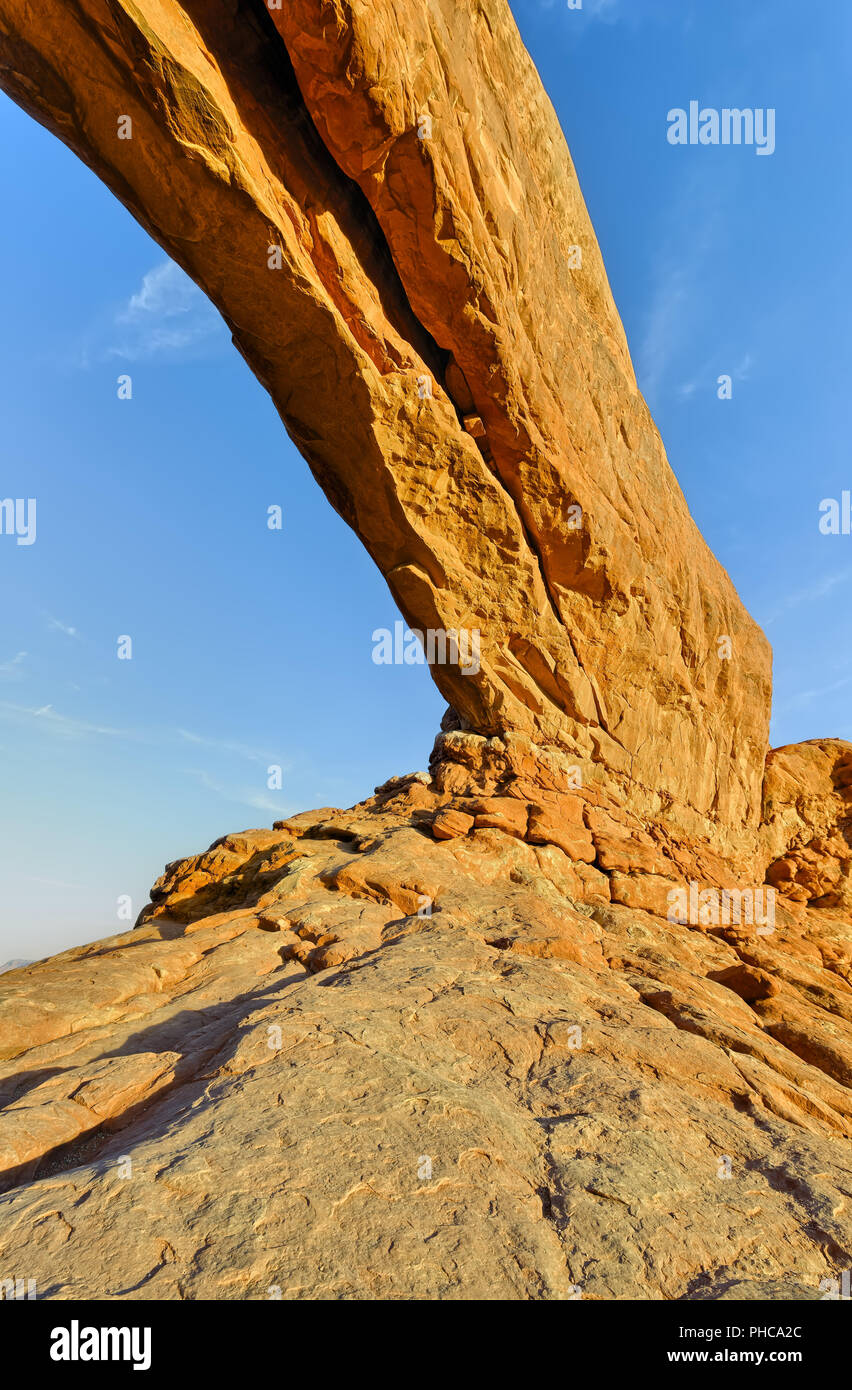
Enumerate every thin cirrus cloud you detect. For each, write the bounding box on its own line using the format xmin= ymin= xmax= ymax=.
xmin=580 ymin=0 xmax=621 ymax=19
xmin=45 ymin=614 xmax=79 ymax=638
xmin=0 ymin=701 xmax=290 ymax=814
xmin=775 ymin=674 xmax=852 ymax=715
xmin=185 ymin=768 xmax=292 ymax=817
xmin=0 ymin=703 xmax=284 ymax=763
xmin=638 ymin=261 xmax=695 ymax=401
xmin=0 ymin=652 xmax=27 ymax=683
xmin=678 ymin=352 xmax=754 ymax=401
xmin=109 ymin=260 xmax=227 ymax=361
xmin=77 ymin=259 xmax=228 ymax=367
xmin=0 ymin=702 xmax=130 ymax=739
xmin=540 ymin=0 xmax=685 ymax=29
xmin=538 ymin=0 xmax=621 ymax=20
xmin=176 ymin=727 xmax=288 ymax=769
xmin=764 ymin=568 xmax=852 ymax=627
xmin=637 ymin=174 xmax=731 ymax=403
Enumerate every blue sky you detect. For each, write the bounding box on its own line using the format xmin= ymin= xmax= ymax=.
xmin=1 ymin=0 xmax=850 ymax=961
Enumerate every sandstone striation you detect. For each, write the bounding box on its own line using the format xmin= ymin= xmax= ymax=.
xmin=0 ymin=0 xmax=849 ymax=1303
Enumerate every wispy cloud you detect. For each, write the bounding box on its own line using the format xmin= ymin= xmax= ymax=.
xmin=775 ymin=674 xmax=852 ymax=714
xmin=186 ymin=769 xmax=292 ymax=817
xmin=637 ymin=174 xmax=728 ymax=402
xmin=539 ymin=0 xmax=621 ymax=19
xmin=678 ymin=351 xmax=754 ymax=401
xmin=0 ymin=703 xmax=294 ymax=820
xmin=0 ymin=652 xmax=27 ymax=683
xmin=176 ymin=727 xmax=286 ymax=768
xmin=639 ymin=262 xmax=695 ymax=401
xmin=122 ymin=261 xmax=200 ymax=320
xmin=109 ymin=261 xmax=222 ymax=359
xmin=76 ymin=259 xmax=227 ymax=367
xmin=540 ymin=0 xmax=685 ymax=30
xmin=0 ymin=700 xmax=295 ymax=825
xmin=13 ymin=873 xmax=85 ymax=891
xmin=46 ymin=614 xmax=79 ymax=639
xmin=581 ymin=0 xmax=621 ymax=20
xmin=0 ymin=702 xmax=130 ymax=739
xmin=0 ymin=705 xmax=287 ymax=775
xmin=764 ymin=567 xmax=852 ymax=627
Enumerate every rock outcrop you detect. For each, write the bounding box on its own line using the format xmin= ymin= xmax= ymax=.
xmin=0 ymin=0 xmax=771 ymax=870
xmin=0 ymin=0 xmax=849 ymax=1301
xmin=763 ymin=741 xmax=852 ymax=910
xmin=1 ymin=770 xmax=851 ymax=1299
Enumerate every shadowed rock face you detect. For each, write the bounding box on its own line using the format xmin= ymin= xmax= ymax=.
xmin=0 ymin=0 xmax=771 ymax=865
xmin=1 ymin=0 xmax=850 ymax=1303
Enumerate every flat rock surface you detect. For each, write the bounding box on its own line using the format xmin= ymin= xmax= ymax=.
xmin=1 ymin=778 xmax=850 ymax=1300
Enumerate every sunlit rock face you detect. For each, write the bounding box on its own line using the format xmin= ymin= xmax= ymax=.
xmin=0 ymin=0 xmax=771 ymax=872
xmin=1 ymin=775 xmax=851 ymax=1299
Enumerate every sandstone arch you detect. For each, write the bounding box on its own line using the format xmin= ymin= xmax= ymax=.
xmin=1 ymin=0 xmax=852 ymax=1307
xmin=0 ymin=0 xmax=772 ymax=872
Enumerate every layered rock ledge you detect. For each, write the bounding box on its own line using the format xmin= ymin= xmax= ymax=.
xmin=1 ymin=741 xmax=851 ymax=1299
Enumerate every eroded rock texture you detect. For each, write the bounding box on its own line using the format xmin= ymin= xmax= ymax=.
xmin=0 ymin=0 xmax=849 ymax=1302
xmin=763 ymin=741 xmax=852 ymax=911
xmin=0 ymin=0 xmax=771 ymax=864
xmin=1 ymin=776 xmax=851 ymax=1299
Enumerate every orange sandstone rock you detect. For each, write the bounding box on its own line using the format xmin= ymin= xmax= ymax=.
xmin=0 ymin=0 xmax=771 ymax=868
xmin=0 ymin=0 xmax=849 ymax=1307
xmin=431 ymin=808 xmax=475 ymax=841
